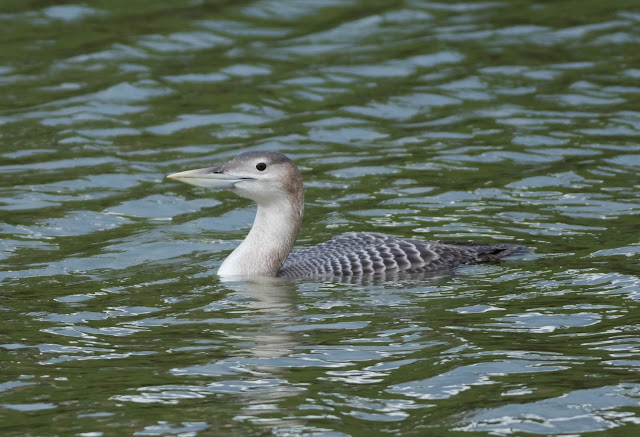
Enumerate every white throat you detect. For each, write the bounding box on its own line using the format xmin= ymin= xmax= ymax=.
xmin=217 ymin=196 xmax=302 ymax=277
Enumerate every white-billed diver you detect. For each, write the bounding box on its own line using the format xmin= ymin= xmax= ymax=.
xmin=167 ymin=151 xmax=525 ymax=278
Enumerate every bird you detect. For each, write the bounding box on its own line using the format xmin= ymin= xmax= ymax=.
xmin=167 ymin=151 xmax=525 ymax=278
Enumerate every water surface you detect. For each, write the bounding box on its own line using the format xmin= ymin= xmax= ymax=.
xmin=2 ymin=0 xmax=640 ymax=435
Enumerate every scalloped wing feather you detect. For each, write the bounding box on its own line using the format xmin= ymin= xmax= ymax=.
xmin=277 ymin=234 xmax=524 ymax=278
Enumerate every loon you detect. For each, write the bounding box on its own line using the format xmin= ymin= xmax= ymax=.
xmin=167 ymin=151 xmax=525 ymax=278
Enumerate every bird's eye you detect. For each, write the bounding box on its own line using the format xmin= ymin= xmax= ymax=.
xmin=256 ymin=162 xmax=267 ymax=171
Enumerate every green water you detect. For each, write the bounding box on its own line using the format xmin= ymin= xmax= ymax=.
xmin=2 ymin=0 xmax=640 ymax=435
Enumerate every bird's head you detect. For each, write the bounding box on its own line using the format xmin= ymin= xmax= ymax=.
xmin=167 ymin=151 xmax=303 ymax=206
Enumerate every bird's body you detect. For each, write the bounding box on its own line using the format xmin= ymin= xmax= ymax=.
xmin=168 ymin=152 xmax=525 ymax=278
xmin=279 ymin=233 xmax=522 ymax=278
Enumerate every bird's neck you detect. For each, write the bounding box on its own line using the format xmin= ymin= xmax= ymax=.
xmin=217 ymin=195 xmax=303 ymax=277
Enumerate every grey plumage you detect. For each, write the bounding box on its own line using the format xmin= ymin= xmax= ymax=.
xmin=168 ymin=151 xmax=526 ymax=278
xmin=278 ymin=233 xmax=524 ymax=278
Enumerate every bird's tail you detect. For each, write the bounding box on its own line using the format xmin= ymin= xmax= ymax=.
xmin=444 ymin=241 xmax=528 ymax=262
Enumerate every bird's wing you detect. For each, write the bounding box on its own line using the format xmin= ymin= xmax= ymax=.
xmin=278 ymin=233 xmax=521 ymax=278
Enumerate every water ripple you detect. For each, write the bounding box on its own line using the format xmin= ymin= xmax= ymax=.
xmin=2 ymin=0 xmax=640 ymax=435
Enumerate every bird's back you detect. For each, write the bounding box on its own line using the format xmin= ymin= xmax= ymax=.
xmin=277 ymin=233 xmax=524 ymax=278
